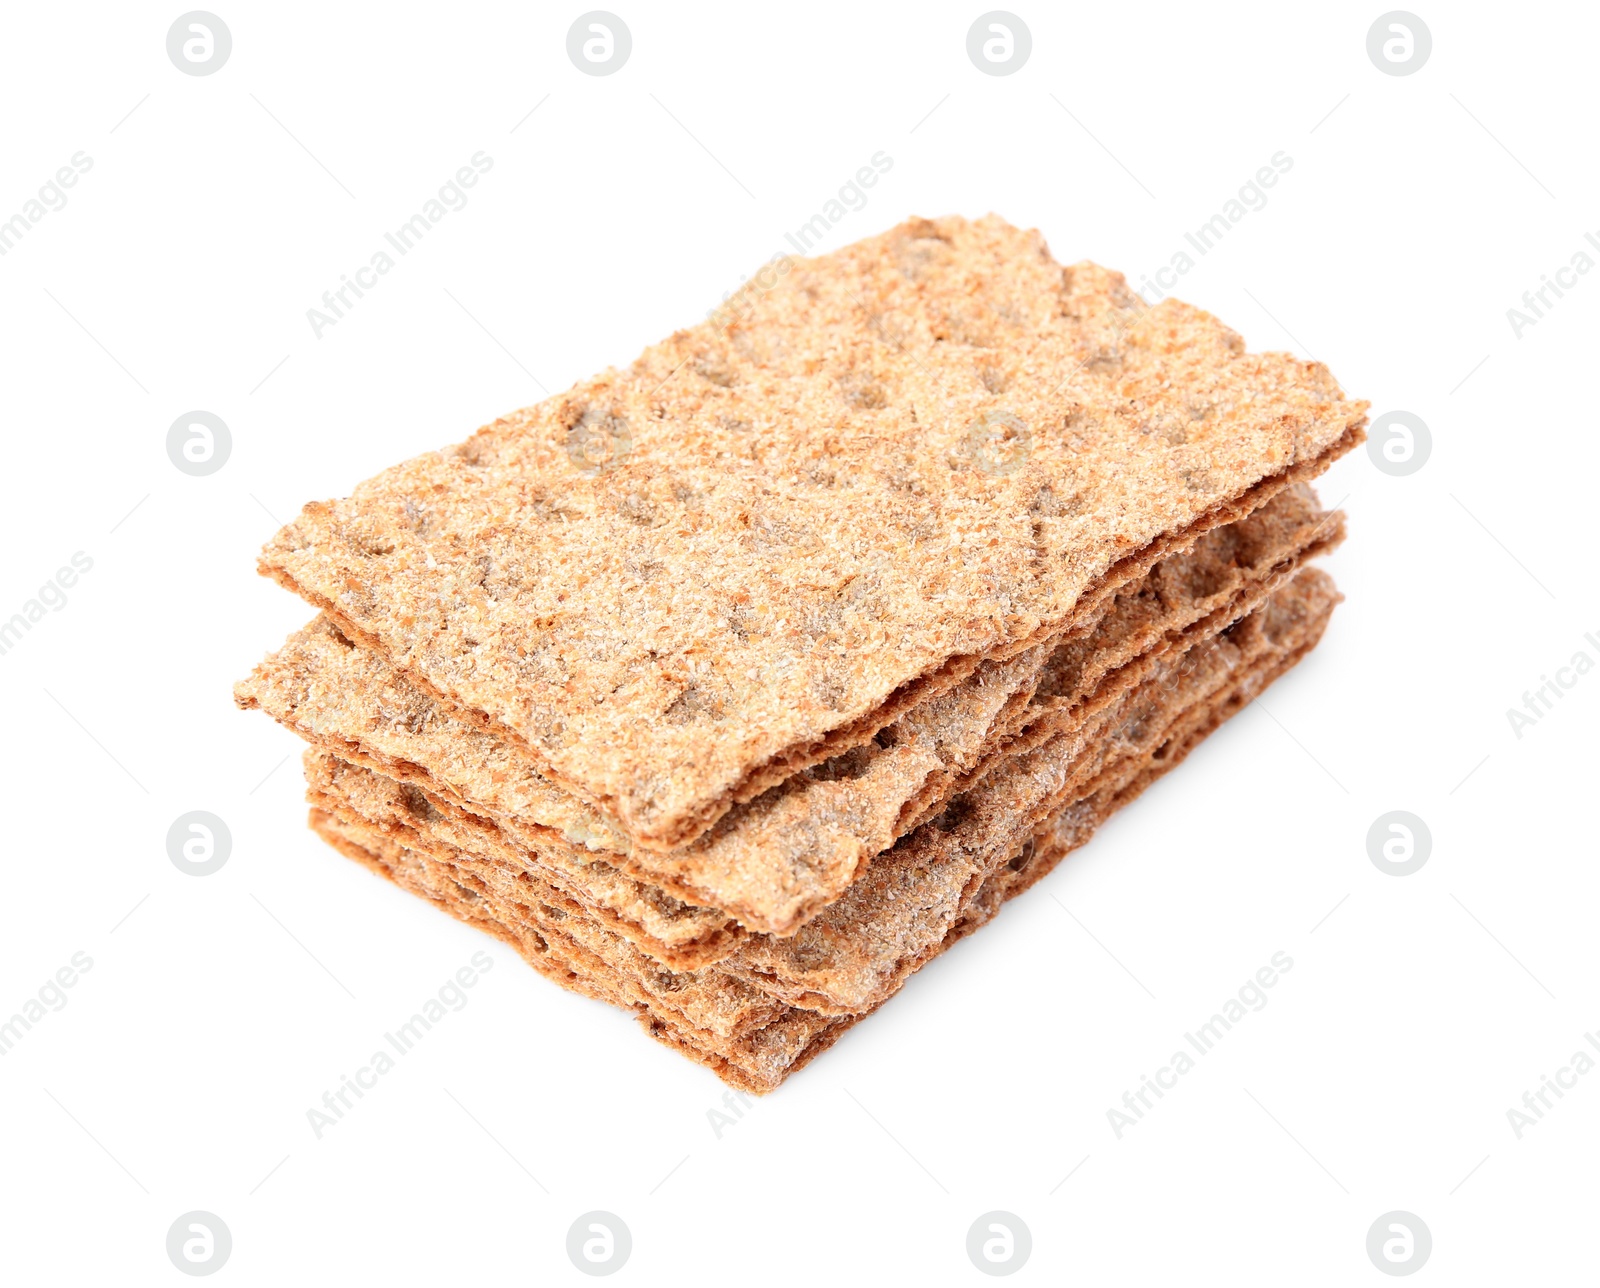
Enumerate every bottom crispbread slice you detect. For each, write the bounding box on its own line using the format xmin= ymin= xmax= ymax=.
xmin=307 ymin=568 xmax=1337 ymax=1092
xmin=310 ymin=563 xmax=1338 ymax=1020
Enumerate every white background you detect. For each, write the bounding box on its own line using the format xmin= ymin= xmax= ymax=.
xmin=1 ymin=1 xmax=1596 ymax=1283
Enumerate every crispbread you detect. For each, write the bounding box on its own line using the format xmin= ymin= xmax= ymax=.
xmin=308 ymin=568 xmax=1338 ymax=1091
xmin=305 ymin=535 xmax=1334 ymax=1004
xmin=241 ymin=484 xmax=1343 ymax=937
xmin=314 ymin=570 xmax=1336 ymax=1016
xmin=257 ymin=214 xmax=1366 ymax=852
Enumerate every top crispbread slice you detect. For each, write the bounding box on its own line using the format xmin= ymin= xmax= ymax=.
xmin=257 ymin=213 xmax=1366 ymax=850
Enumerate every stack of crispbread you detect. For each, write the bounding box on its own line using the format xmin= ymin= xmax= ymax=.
xmin=236 ymin=215 xmax=1364 ymax=1092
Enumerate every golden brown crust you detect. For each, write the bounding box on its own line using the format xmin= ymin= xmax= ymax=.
xmin=258 ymin=214 xmax=1365 ymax=850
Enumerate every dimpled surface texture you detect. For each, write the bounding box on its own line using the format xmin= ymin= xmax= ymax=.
xmin=259 ymin=213 xmax=1366 ymax=849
